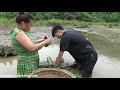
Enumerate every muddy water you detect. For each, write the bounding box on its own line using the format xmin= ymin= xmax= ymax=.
xmin=0 ymin=56 xmax=18 ymax=78
xmin=0 ymin=26 xmax=120 ymax=78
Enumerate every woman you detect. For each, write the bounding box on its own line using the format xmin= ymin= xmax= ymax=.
xmin=11 ymin=12 xmax=51 ymax=78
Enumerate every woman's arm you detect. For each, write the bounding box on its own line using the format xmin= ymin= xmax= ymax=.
xmin=16 ymin=31 xmax=51 ymax=52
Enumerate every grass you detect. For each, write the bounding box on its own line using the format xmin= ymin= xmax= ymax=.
xmin=74 ymin=73 xmax=81 ymax=78
xmin=0 ymin=18 xmax=120 ymax=30
xmin=0 ymin=18 xmax=16 ymax=30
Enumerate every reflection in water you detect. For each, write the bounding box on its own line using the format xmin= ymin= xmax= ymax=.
xmin=0 ymin=56 xmax=18 ymax=78
xmin=0 ymin=56 xmax=18 ymax=66
xmin=81 ymin=32 xmax=120 ymax=60
xmin=38 ymin=44 xmax=75 ymax=64
xmin=93 ymin=53 xmax=120 ymax=78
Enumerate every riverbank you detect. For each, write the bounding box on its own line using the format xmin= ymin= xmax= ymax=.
xmin=1 ymin=23 xmax=120 ymax=46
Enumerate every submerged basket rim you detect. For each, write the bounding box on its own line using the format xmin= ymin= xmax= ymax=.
xmin=29 ymin=68 xmax=76 ymax=78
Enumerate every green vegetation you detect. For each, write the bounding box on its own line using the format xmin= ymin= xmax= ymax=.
xmin=0 ymin=12 xmax=120 ymax=29
xmin=73 ymin=73 xmax=81 ymax=78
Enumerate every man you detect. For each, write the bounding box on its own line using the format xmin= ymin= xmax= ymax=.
xmin=51 ymin=25 xmax=98 ymax=78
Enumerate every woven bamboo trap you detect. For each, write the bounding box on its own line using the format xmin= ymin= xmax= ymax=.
xmin=29 ymin=68 xmax=76 ymax=78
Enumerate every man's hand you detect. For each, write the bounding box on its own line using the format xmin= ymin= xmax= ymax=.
xmin=53 ymin=51 xmax=64 ymax=68
xmin=54 ymin=65 xmax=60 ymax=68
xmin=49 ymin=65 xmax=59 ymax=68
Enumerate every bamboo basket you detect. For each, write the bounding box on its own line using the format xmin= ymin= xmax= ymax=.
xmin=29 ymin=68 xmax=76 ymax=78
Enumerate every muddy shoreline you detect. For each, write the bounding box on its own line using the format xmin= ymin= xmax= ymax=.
xmin=1 ymin=25 xmax=120 ymax=46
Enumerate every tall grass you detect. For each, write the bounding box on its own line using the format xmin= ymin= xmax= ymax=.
xmin=0 ymin=18 xmax=120 ymax=29
xmin=0 ymin=18 xmax=15 ymax=24
xmin=34 ymin=19 xmax=92 ymax=27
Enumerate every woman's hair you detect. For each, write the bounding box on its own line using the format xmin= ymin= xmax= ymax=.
xmin=16 ymin=12 xmax=34 ymax=24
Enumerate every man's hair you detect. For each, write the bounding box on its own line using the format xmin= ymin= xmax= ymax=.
xmin=52 ymin=25 xmax=64 ymax=37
